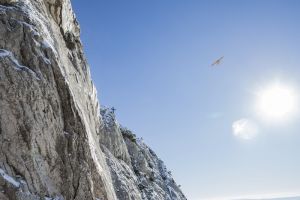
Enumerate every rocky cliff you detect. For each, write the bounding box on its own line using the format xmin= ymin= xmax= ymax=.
xmin=0 ymin=0 xmax=186 ymax=199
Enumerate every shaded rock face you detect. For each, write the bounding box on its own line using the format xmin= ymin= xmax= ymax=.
xmin=0 ymin=0 xmax=187 ymax=200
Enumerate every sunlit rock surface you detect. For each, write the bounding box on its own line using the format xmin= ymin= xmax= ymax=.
xmin=0 ymin=0 xmax=186 ymax=199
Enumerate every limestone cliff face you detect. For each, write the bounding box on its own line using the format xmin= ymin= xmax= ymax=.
xmin=0 ymin=0 xmax=186 ymax=199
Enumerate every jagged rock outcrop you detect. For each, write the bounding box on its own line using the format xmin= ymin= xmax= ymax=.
xmin=100 ymin=108 xmax=186 ymax=200
xmin=0 ymin=0 xmax=186 ymax=200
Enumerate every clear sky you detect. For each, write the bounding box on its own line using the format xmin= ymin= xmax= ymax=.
xmin=72 ymin=1 xmax=300 ymax=199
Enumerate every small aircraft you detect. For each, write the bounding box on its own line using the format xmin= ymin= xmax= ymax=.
xmin=211 ymin=56 xmax=224 ymax=67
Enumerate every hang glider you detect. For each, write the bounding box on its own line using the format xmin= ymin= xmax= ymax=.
xmin=211 ymin=56 xmax=224 ymax=67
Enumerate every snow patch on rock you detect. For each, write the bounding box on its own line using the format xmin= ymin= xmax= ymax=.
xmin=0 ymin=49 xmax=40 ymax=79
xmin=0 ymin=168 xmax=20 ymax=188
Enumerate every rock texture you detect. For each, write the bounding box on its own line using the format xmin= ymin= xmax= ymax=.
xmin=0 ymin=0 xmax=187 ymax=199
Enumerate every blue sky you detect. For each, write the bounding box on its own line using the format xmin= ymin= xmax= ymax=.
xmin=72 ymin=1 xmax=300 ymax=199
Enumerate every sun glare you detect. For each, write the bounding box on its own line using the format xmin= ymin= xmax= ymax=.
xmin=256 ymin=83 xmax=298 ymax=122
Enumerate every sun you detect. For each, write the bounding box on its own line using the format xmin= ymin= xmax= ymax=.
xmin=255 ymin=83 xmax=298 ymax=121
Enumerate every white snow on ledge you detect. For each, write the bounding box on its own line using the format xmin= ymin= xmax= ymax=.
xmin=0 ymin=49 xmax=40 ymax=80
xmin=0 ymin=50 xmax=10 ymax=57
xmin=44 ymin=196 xmax=64 ymax=200
xmin=0 ymin=168 xmax=20 ymax=188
